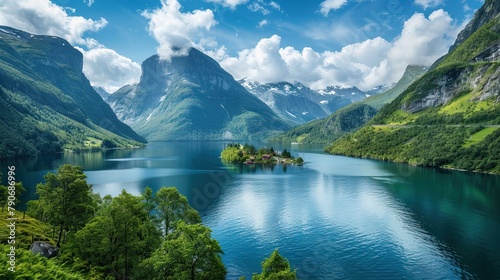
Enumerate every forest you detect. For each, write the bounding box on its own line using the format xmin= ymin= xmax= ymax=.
xmin=326 ymin=125 xmax=500 ymax=174
xmin=0 ymin=165 xmax=297 ymax=279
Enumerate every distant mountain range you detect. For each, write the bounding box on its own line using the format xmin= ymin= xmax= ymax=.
xmin=272 ymin=65 xmax=427 ymax=143
xmin=240 ymin=79 xmax=388 ymax=125
xmin=0 ymin=26 xmax=145 ymax=158
xmin=327 ymin=0 xmax=500 ymax=174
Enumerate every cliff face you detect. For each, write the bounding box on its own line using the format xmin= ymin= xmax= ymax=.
xmin=108 ymin=48 xmax=290 ymax=141
xmin=449 ymin=0 xmax=500 ymax=51
xmin=0 ymin=26 xmax=145 ymax=158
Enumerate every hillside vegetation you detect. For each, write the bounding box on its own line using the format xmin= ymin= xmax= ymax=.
xmin=272 ymin=65 xmax=427 ymax=143
xmin=327 ymin=3 xmax=500 ymax=174
xmin=0 ymin=26 xmax=145 ymax=158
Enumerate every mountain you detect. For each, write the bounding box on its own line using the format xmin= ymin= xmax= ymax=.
xmin=272 ymin=103 xmax=377 ymax=143
xmin=240 ymin=79 xmax=387 ymax=125
xmin=0 ymin=26 xmax=145 ymax=158
xmin=107 ymin=48 xmax=290 ymax=141
xmin=93 ymin=86 xmax=111 ymax=101
xmin=326 ymin=0 xmax=500 ymax=174
xmin=272 ymin=65 xmax=427 ymax=143
xmin=239 ymin=80 xmax=329 ymax=124
xmin=361 ymin=65 xmax=428 ymax=110
xmin=318 ymin=85 xmax=370 ymax=103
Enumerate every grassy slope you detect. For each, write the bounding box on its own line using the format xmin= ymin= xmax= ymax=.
xmin=326 ymin=16 xmax=500 ymax=174
xmin=0 ymin=210 xmax=99 ymax=279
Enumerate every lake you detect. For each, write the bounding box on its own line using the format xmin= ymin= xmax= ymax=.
xmin=2 ymin=141 xmax=500 ymax=279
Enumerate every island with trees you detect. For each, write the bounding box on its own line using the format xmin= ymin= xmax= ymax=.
xmin=221 ymin=143 xmax=304 ymax=165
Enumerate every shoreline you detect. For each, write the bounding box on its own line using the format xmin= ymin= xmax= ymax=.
xmin=326 ymin=152 xmax=500 ymax=176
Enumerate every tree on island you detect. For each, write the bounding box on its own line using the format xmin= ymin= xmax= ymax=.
xmin=282 ymin=149 xmax=291 ymax=158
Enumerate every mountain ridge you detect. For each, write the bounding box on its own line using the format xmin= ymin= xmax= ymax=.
xmin=108 ymin=48 xmax=291 ymax=141
xmin=271 ymin=65 xmax=427 ymax=143
xmin=0 ymin=26 xmax=145 ymax=158
xmin=326 ymin=0 xmax=500 ymax=174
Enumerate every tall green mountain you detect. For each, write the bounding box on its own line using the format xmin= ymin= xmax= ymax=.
xmin=272 ymin=65 xmax=427 ymax=143
xmin=0 ymin=26 xmax=145 ymax=158
xmin=327 ymin=0 xmax=500 ymax=174
xmin=108 ymin=48 xmax=290 ymax=141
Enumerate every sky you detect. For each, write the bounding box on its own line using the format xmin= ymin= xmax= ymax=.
xmin=0 ymin=0 xmax=485 ymax=92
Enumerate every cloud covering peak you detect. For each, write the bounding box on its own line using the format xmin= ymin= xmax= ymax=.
xmin=143 ymin=0 xmax=217 ymax=61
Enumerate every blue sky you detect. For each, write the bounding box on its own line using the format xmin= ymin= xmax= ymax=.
xmin=0 ymin=0 xmax=485 ymax=91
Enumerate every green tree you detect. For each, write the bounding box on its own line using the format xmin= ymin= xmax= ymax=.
xmin=295 ymin=157 xmax=304 ymax=164
xmin=282 ymin=149 xmax=291 ymax=158
xmin=252 ymin=249 xmax=297 ymax=280
xmin=28 ymin=164 xmax=95 ymax=247
xmin=140 ymin=221 xmax=226 ymax=280
xmin=0 ymin=185 xmax=7 ymax=211
xmin=155 ymin=187 xmax=201 ymax=236
xmin=0 ymin=171 xmax=25 ymax=211
xmin=70 ymin=190 xmax=161 ymax=279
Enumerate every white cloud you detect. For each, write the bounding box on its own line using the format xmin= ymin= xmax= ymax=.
xmin=0 ymin=0 xmax=107 ymax=46
xmin=76 ymin=47 xmax=141 ymax=93
xmin=0 ymin=0 xmax=142 ymax=91
xmin=85 ymin=0 xmax=95 ymax=7
xmin=269 ymin=1 xmax=281 ymax=11
xmin=320 ymin=0 xmax=348 ymax=16
xmin=258 ymin=19 xmax=269 ymax=28
xmin=248 ymin=2 xmax=269 ymax=15
xmin=205 ymin=0 xmax=248 ymax=9
xmin=414 ymin=0 xmax=443 ymax=9
xmin=220 ymin=35 xmax=288 ymax=83
xmin=142 ymin=0 xmax=217 ymax=61
xmin=218 ymin=9 xmax=462 ymax=90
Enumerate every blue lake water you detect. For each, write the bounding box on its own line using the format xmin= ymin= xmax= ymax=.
xmin=3 ymin=141 xmax=500 ymax=279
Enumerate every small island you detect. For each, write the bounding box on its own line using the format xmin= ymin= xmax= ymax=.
xmin=221 ymin=143 xmax=304 ymax=165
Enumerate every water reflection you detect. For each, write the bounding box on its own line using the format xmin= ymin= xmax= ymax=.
xmin=3 ymin=142 xmax=499 ymax=279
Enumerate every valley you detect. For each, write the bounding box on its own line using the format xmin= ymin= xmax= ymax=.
xmin=0 ymin=0 xmax=499 ymax=279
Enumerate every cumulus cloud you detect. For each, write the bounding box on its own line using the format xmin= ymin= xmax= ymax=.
xmin=320 ymin=0 xmax=348 ymax=16
xmin=143 ymin=0 xmax=217 ymax=61
xmin=414 ymin=0 xmax=443 ymax=9
xmin=76 ymin=47 xmax=141 ymax=93
xmin=218 ymin=9 xmax=462 ymax=90
xmin=0 ymin=0 xmax=107 ymax=46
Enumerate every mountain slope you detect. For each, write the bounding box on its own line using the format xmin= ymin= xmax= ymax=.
xmin=108 ymin=49 xmax=290 ymax=141
xmin=239 ymin=80 xmax=330 ymax=124
xmin=362 ymin=65 xmax=428 ymax=110
xmin=326 ymin=1 xmax=500 ymax=174
xmin=0 ymin=26 xmax=145 ymax=158
xmin=94 ymin=86 xmax=111 ymax=101
xmin=272 ymin=65 xmax=426 ymax=143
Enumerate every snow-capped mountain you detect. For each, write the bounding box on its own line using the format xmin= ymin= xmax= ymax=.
xmin=240 ymin=79 xmax=386 ymax=125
